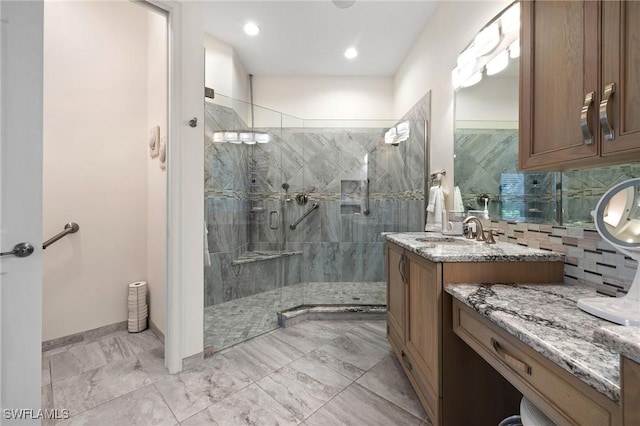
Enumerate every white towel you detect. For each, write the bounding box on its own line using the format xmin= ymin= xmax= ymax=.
xmin=452 ymin=186 xmax=464 ymax=213
xmin=426 ymin=186 xmax=438 ymax=213
xmin=204 ymin=222 xmax=211 ymax=267
xmin=425 ymin=187 xmax=445 ymax=231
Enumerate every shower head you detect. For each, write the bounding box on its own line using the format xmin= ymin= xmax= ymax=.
xmin=282 ymin=183 xmax=289 ymax=190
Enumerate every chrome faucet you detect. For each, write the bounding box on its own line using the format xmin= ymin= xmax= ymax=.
xmin=463 ymin=216 xmax=486 ymax=241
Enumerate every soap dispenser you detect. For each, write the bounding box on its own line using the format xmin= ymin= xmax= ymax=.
xmin=483 ymin=198 xmax=489 ymax=219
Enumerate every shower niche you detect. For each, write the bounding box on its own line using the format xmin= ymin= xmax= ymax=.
xmin=203 ymin=93 xmax=427 ymax=351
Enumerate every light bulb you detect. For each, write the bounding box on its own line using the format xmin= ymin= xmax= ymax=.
xmin=255 ymin=133 xmax=270 ymax=144
xmin=213 ymin=132 xmax=225 ymax=143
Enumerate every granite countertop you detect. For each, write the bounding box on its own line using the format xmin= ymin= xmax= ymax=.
xmin=595 ymin=325 xmax=640 ymax=365
xmin=384 ymin=232 xmax=564 ymax=263
xmin=445 ymin=283 xmax=621 ymax=402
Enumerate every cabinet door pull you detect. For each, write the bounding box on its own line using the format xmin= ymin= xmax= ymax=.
xmin=398 ymin=254 xmax=405 ymax=283
xmin=580 ymin=91 xmax=595 ymax=145
xmin=599 ymin=82 xmax=616 ymax=141
xmin=491 ymin=338 xmax=532 ymax=375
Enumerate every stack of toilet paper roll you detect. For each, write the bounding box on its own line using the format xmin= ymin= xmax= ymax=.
xmin=128 ymin=281 xmax=148 ymax=333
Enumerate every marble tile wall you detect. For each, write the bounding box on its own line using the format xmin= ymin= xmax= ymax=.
xmin=204 ymin=93 xmax=430 ymax=305
xmin=487 ymin=220 xmax=635 ymax=297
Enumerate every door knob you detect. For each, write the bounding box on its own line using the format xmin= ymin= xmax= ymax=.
xmin=0 ymin=242 xmax=34 ymax=258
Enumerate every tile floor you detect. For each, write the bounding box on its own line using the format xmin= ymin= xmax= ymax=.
xmin=42 ymin=320 xmax=431 ymax=425
xmin=204 ymin=281 xmax=386 ymax=350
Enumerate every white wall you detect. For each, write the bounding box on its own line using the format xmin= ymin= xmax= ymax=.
xmin=205 ymin=35 xmax=249 ymax=102
xmin=43 ymin=1 xmax=166 ymax=341
xmin=394 ymin=0 xmax=510 ymax=206
xmin=147 ymin=10 xmax=168 ymax=337
xmin=252 ymin=76 xmax=394 ymax=120
xmin=204 ymin=35 xmax=394 ymax=121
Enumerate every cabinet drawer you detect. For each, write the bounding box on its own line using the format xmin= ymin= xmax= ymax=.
xmin=453 ymin=300 xmax=620 ymax=426
xmin=398 ymin=348 xmax=440 ymax=426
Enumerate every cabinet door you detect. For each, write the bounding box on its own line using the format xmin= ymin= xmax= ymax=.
xmin=601 ymin=1 xmax=640 ymax=156
xmin=520 ymin=1 xmax=600 ymax=170
xmin=623 ymin=356 xmax=640 ymax=425
xmin=386 ymin=243 xmax=405 ymax=347
xmin=405 ymin=253 xmax=441 ymax=398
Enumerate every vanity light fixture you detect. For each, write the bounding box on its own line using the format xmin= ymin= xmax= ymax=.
xmin=452 ymin=2 xmax=521 ymax=90
xmin=344 ymin=47 xmax=358 ymax=59
xmin=474 ymin=22 xmax=500 ymax=57
xmin=501 ymin=3 xmax=520 ymax=34
xmin=243 ymin=22 xmax=260 ymax=36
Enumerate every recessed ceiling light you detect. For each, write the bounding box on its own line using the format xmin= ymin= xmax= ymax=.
xmin=344 ymin=47 xmax=358 ymax=59
xmin=243 ymin=22 xmax=260 ymax=36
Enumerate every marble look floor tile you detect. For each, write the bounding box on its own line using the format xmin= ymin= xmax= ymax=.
xmin=181 ymin=384 xmax=298 ymax=426
xmin=49 ymin=335 xmax=136 ymax=382
xmin=52 ymin=357 xmax=152 ymax=416
xmin=269 ymin=321 xmax=342 ymax=354
xmin=311 ymin=330 xmax=389 ymax=372
xmin=356 ymin=355 xmax=426 ymax=419
xmin=257 ymin=356 xmax=352 ymax=421
xmin=348 ymin=323 xmax=392 ymax=352
xmin=120 ymin=331 xmax=163 ymax=355
xmin=136 ymin=347 xmax=167 ymax=382
xmin=304 ymin=383 xmax=422 ymax=426
xmin=154 ymin=355 xmax=252 ymax=421
xmin=304 ymin=348 xmax=366 ymax=381
xmin=57 ymin=385 xmax=176 ymax=426
xmin=41 ymin=384 xmax=55 ymax=426
xmin=42 ymin=357 xmax=51 ymax=386
xmin=222 ymin=334 xmax=303 ymax=381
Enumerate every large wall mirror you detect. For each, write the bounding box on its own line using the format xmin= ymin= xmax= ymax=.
xmin=452 ymin=1 xmax=640 ymax=227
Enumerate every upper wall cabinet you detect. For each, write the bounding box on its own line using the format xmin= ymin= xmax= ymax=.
xmin=520 ymin=1 xmax=640 ymax=171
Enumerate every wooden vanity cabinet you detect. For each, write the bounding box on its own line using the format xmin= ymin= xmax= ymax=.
xmin=622 ymin=356 xmax=640 ymax=425
xmin=386 ymin=242 xmax=563 ymax=425
xmin=520 ymin=0 xmax=640 ymax=171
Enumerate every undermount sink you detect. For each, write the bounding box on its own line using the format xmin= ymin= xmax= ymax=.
xmin=415 ymin=237 xmax=475 ymax=245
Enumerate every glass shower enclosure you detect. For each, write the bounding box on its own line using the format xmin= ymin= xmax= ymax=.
xmin=204 ymin=94 xmax=426 ymax=351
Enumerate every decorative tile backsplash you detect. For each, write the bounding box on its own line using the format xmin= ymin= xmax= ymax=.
xmin=487 ymin=220 xmax=635 ymax=297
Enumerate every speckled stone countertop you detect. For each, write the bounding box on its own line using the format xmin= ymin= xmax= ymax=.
xmin=595 ymin=325 xmax=640 ymax=365
xmin=384 ymin=232 xmax=564 ymax=263
xmin=445 ymin=283 xmax=621 ymax=402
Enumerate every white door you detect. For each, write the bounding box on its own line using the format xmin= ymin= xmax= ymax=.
xmin=0 ymin=0 xmax=44 ymax=422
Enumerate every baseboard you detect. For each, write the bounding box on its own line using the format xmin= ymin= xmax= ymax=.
xmin=42 ymin=320 xmax=128 ymax=353
xmin=149 ymin=319 xmax=165 ymax=345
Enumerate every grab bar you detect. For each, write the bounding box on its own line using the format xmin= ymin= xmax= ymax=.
xmin=363 ymin=178 xmax=370 ymax=216
xmin=289 ymin=203 xmax=319 ymax=230
xmin=43 ymin=222 xmax=79 ymax=249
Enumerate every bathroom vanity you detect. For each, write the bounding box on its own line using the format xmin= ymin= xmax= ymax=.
xmin=385 ymin=233 xmax=564 ymax=425
xmin=448 ymin=283 xmax=622 ymax=426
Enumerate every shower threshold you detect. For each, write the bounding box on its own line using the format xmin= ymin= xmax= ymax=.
xmin=277 ymin=304 xmax=386 ymax=328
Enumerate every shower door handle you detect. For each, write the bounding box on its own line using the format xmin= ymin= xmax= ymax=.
xmin=269 ymin=211 xmax=280 ymax=230
xmin=0 ymin=242 xmax=35 ymax=258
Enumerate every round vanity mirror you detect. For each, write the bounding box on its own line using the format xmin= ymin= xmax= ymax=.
xmin=578 ymin=178 xmax=640 ymax=326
